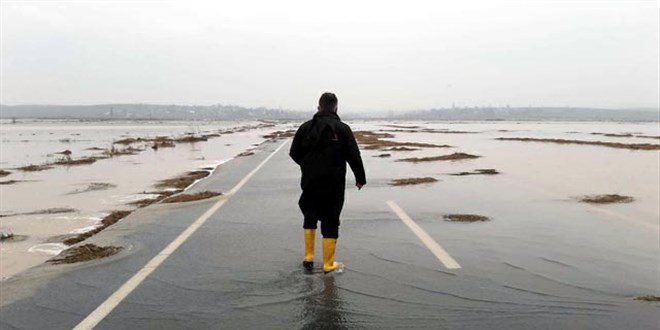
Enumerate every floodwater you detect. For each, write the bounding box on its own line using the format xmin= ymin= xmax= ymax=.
xmin=0 ymin=119 xmax=658 ymax=329
xmin=0 ymin=119 xmax=295 ymax=279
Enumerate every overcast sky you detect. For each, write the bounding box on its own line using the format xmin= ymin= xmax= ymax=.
xmin=1 ymin=0 xmax=658 ymax=111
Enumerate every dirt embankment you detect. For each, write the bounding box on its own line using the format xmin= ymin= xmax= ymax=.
xmin=398 ymin=152 xmax=480 ymax=163
xmin=389 ymin=177 xmax=438 ymax=186
xmin=48 ymin=244 xmax=123 ymax=264
xmin=157 ymin=170 xmax=210 ymax=190
xmin=579 ymin=194 xmax=634 ymax=204
xmin=496 ymin=137 xmax=660 ymax=151
xmin=450 ymin=169 xmax=499 ymax=176
xmin=444 ymin=214 xmax=490 ymax=222
xmin=63 ymin=211 xmax=132 ymax=245
xmin=162 ymin=191 xmax=222 ymax=203
xmin=354 ymin=131 xmax=451 ymax=150
xmin=129 ymin=170 xmax=213 ymax=208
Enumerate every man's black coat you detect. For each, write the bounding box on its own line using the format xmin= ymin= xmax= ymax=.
xmin=289 ymin=111 xmax=366 ymax=197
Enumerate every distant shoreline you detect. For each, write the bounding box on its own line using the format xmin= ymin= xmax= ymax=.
xmin=1 ymin=104 xmax=658 ymax=122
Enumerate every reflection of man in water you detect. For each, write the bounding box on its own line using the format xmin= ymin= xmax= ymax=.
xmin=290 ymin=92 xmax=366 ymax=274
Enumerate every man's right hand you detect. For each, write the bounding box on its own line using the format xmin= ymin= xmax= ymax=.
xmin=356 ymin=183 xmax=365 ymax=190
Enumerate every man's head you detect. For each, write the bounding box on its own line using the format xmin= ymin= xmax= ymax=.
xmin=318 ymin=92 xmax=338 ymax=113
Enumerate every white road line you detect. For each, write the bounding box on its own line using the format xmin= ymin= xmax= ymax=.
xmin=386 ymin=200 xmax=461 ymax=270
xmin=74 ymin=139 xmax=290 ymax=330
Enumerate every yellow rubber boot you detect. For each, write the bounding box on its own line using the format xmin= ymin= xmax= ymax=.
xmin=303 ymin=229 xmax=315 ymax=271
xmin=322 ymin=238 xmax=344 ymax=274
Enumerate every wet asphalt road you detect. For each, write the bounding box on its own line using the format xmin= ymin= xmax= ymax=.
xmin=1 ymin=139 xmax=658 ymax=330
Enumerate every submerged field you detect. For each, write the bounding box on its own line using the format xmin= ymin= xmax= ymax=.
xmin=0 ymin=119 xmax=659 ymax=283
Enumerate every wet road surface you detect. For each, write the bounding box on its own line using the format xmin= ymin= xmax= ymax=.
xmin=1 ymin=139 xmax=658 ymax=329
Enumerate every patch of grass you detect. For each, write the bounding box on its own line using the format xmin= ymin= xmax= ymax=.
xmin=63 ymin=211 xmax=132 ymax=245
xmin=48 ymin=244 xmax=123 ymax=264
xmin=374 ymin=153 xmax=391 ymax=158
xmin=443 ymin=214 xmax=490 ymax=222
xmin=389 ymin=177 xmax=438 ymax=186
xmin=496 ymin=137 xmax=660 ymax=151
xmin=162 ymin=191 xmax=222 ymax=203
xmin=0 ymin=169 xmax=10 ymax=177
xmin=579 ymin=194 xmax=634 ymax=204
xmin=398 ymin=152 xmax=480 ymax=163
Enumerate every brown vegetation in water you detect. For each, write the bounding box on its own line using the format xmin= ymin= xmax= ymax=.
xmin=0 ymin=208 xmax=77 ymax=218
xmin=443 ymin=214 xmax=490 ymax=222
xmin=48 ymin=244 xmax=123 ymax=264
xmin=175 ymin=135 xmax=208 ymax=143
xmin=374 ymin=153 xmax=391 ymax=158
xmin=156 ymin=171 xmax=210 ymax=190
xmin=496 ymin=137 xmax=660 ymax=151
xmin=162 ymin=191 xmax=222 ymax=203
xmin=0 ymin=180 xmax=21 ymax=185
xmin=0 ymin=169 xmax=11 ymax=177
xmin=237 ymin=151 xmax=255 ymax=157
xmin=389 ymin=177 xmax=438 ymax=186
xmin=151 ymin=140 xmax=175 ymax=150
xmin=262 ymin=130 xmax=296 ymax=139
xmin=450 ymin=169 xmax=499 ymax=176
xmin=354 ymin=131 xmax=451 ymax=150
xmin=53 ymin=157 xmax=98 ymax=166
xmin=634 ymin=295 xmax=660 ymax=302
xmin=398 ymin=152 xmax=480 ymax=163
xmin=128 ymin=190 xmax=181 ymax=208
xmin=381 ymin=128 xmax=476 ymax=134
xmin=63 ymin=211 xmax=132 ymax=245
xmin=579 ymin=194 xmax=634 ymax=204
xmin=16 ymin=164 xmax=54 ymax=172
xmin=382 ymin=124 xmax=422 ymax=129
xmin=114 ymin=137 xmax=143 ymax=145
xmin=384 ymin=146 xmax=420 ymax=151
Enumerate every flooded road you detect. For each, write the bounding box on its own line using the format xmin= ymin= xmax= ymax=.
xmin=1 ymin=121 xmax=659 ymax=329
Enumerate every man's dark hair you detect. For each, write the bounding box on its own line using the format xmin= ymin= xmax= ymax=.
xmin=318 ymin=92 xmax=338 ymax=112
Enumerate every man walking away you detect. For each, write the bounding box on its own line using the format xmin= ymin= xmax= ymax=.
xmin=289 ymin=92 xmax=366 ymax=274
